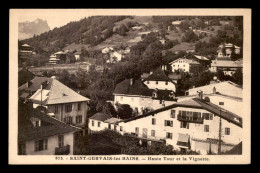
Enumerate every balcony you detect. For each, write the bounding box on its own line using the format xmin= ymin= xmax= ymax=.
xmin=177 ymin=114 xmax=203 ymax=124
xmin=55 ymin=145 xmax=70 ymax=155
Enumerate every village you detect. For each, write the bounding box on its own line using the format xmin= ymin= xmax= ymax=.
xmin=17 ymin=16 xmax=243 ymax=156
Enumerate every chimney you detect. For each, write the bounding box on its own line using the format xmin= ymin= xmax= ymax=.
xmin=130 ymin=78 xmax=134 ymax=86
xmin=213 ymin=87 xmax=216 ymax=94
xmin=26 ymin=81 xmax=31 ymax=88
xmin=197 ymin=90 xmax=203 ymax=100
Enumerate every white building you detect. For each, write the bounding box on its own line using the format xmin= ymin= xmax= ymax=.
xmin=143 ymin=66 xmax=177 ymax=92
xmin=18 ymin=102 xmax=81 ymax=155
xmin=117 ymin=93 xmax=243 ymax=154
xmin=170 ymin=58 xmax=201 ymax=73
xmin=29 ymin=77 xmax=90 ymax=130
xmin=210 ymin=59 xmax=243 ymax=76
xmin=88 ymin=113 xmax=121 ymax=133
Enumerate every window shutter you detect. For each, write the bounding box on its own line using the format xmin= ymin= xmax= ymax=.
xmin=164 ymin=120 xmax=167 ymax=126
xmin=170 ymin=121 xmax=173 ymax=127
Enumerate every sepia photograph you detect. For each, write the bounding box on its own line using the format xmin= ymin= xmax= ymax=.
xmin=9 ymin=9 xmax=251 ymax=164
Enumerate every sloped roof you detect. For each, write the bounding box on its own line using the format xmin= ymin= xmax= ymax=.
xmin=123 ymin=98 xmax=242 ymax=127
xmin=145 ymin=68 xmax=177 ymax=84
xmin=19 ymin=77 xmax=52 ymax=92
xmin=194 ymin=55 xmax=209 ymax=61
xmin=104 ymin=117 xmax=121 ymax=124
xmin=188 ymin=81 xmax=242 ymax=98
xmin=21 ymin=44 xmax=30 ymax=47
xmin=18 ymin=68 xmax=35 ymax=87
xmin=113 ymin=79 xmax=152 ymax=96
xmin=89 ymin=112 xmax=112 ymax=122
xmin=211 ymin=60 xmax=243 ymax=68
xmin=45 ymin=79 xmax=90 ymax=105
xmin=170 ymin=58 xmax=200 ymax=65
xmin=18 ymin=102 xmax=81 ymax=142
xmin=29 ymin=89 xmax=50 ymax=105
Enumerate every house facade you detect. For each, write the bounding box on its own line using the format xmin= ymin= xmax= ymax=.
xmin=117 ymin=94 xmax=242 ymax=154
xmin=170 ymin=58 xmax=201 ymax=73
xmin=28 ymin=77 xmax=90 ymax=130
xmin=88 ymin=113 xmax=121 ymax=133
xmin=18 ymin=102 xmax=81 ymax=155
xmin=210 ymin=59 xmax=243 ymax=76
xmin=143 ymin=66 xmax=177 ymax=92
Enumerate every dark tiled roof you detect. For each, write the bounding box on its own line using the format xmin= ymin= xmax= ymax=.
xmin=18 ymin=102 xmax=81 ymax=142
xmin=145 ymin=68 xmax=171 ymax=82
xmin=113 ymin=79 xmax=152 ymax=96
xmin=19 ymin=77 xmax=52 ymax=92
xmin=18 ymin=68 xmax=35 ymax=87
xmin=123 ymin=98 xmax=242 ymax=127
xmin=89 ymin=112 xmax=112 ymax=122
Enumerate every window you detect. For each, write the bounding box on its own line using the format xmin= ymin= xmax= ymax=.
xmin=131 ymin=98 xmax=134 ymax=102
xmin=120 ymin=126 xmax=123 ymax=132
xmin=108 ymin=124 xmax=111 ymax=129
xmin=180 ymin=121 xmax=189 ymax=129
xmin=65 ymin=104 xmax=72 ymax=112
xmin=156 ymin=81 xmax=158 ymax=84
xmin=65 ymin=117 xmax=73 ymax=124
xmin=166 ymin=132 xmax=172 ymax=139
xmin=204 ymin=125 xmax=209 ymax=132
xmin=225 ymin=128 xmax=230 ymax=135
xmin=35 ymin=121 xmax=40 ymax=127
xmin=120 ymin=97 xmax=123 ymax=101
xmin=35 ymin=139 xmax=48 ymax=151
xmin=203 ymin=113 xmax=213 ymax=120
xmin=135 ymin=127 xmax=139 ymax=135
xmin=58 ymin=135 xmax=64 ymax=148
xmin=183 ymin=65 xmax=185 ymax=67
xmin=76 ymin=115 xmax=82 ymax=123
xmin=55 ymin=105 xmax=59 ymax=114
xmin=147 ymin=81 xmax=150 ymax=84
xmin=98 ymin=122 xmax=101 ymax=127
xmin=151 ymin=130 xmax=155 ymax=137
xmin=165 ymin=120 xmax=173 ymax=127
xmin=165 ymin=81 xmax=168 ymax=85
xmin=170 ymin=109 xmax=175 ymax=118
xmin=92 ymin=120 xmax=94 ymax=127
xmin=152 ymin=118 xmax=156 ymax=125
xmin=78 ymin=103 xmax=81 ymax=111
xmin=173 ymin=65 xmax=175 ymax=67
xmin=219 ymin=102 xmax=224 ymax=105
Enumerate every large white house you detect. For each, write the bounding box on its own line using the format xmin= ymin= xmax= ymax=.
xmin=170 ymin=58 xmax=201 ymax=73
xmin=117 ymin=93 xmax=243 ymax=154
xmin=29 ymin=77 xmax=90 ymax=131
xmin=18 ymin=102 xmax=81 ymax=155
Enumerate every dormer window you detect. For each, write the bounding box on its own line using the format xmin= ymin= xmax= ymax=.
xmin=30 ymin=117 xmax=41 ymax=127
xmin=62 ymin=93 xmax=68 ymax=96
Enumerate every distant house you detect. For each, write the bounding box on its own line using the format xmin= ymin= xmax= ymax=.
xmin=210 ymin=59 xmax=243 ymax=76
xmin=74 ymin=51 xmax=82 ymax=61
xmin=124 ymin=46 xmax=131 ymax=54
xmin=19 ymin=44 xmax=33 ymax=55
xmin=143 ymin=66 xmax=177 ymax=92
xmin=102 ymin=47 xmax=114 ymax=54
xmin=18 ymin=102 xmax=81 ymax=155
xmin=48 ymin=51 xmax=67 ymax=64
xmin=172 ymin=21 xmax=182 ymax=26
xmin=88 ymin=113 xmax=121 ymax=133
xmin=220 ymin=20 xmax=234 ymax=27
xmin=28 ymin=77 xmax=90 ymax=131
xmin=169 ymin=58 xmax=201 ymax=73
xmin=109 ymin=51 xmax=124 ymax=63
xmin=185 ymin=53 xmax=211 ymax=67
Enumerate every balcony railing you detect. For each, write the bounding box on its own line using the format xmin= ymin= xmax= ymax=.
xmin=177 ymin=114 xmax=204 ymax=124
xmin=55 ymin=145 xmax=70 ymax=155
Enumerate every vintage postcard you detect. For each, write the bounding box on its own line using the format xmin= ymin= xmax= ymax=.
xmin=9 ymin=8 xmax=251 ymax=164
